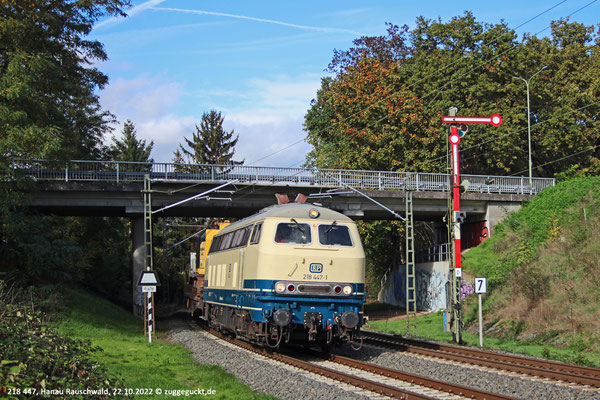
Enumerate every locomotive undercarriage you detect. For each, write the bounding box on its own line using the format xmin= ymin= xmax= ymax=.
xmin=203 ymin=303 xmax=361 ymax=349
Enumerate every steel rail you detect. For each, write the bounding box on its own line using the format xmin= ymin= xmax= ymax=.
xmin=189 ymin=318 xmax=515 ymax=399
xmin=361 ymin=330 xmax=600 ymax=388
xmin=203 ymin=328 xmax=435 ymax=399
xmin=314 ymin=351 xmax=516 ymax=400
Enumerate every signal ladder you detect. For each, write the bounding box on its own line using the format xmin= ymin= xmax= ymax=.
xmin=405 ymin=190 xmax=417 ymax=335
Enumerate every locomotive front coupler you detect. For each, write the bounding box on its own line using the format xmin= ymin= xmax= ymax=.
xmin=303 ymin=312 xmax=322 ymax=342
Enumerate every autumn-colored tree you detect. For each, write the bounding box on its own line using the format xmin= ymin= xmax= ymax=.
xmin=309 ymin=13 xmax=600 ymax=177
xmin=305 ymin=13 xmax=600 ymax=297
xmin=305 ymin=57 xmax=440 ymax=171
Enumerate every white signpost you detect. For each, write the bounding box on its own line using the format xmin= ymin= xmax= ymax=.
xmin=137 ymin=270 xmax=161 ymax=343
xmin=475 ymin=277 xmax=487 ymax=347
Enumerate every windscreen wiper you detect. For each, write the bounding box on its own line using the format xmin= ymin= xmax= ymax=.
xmin=325 ymin=220 xmax=337 ymax=234
xmin=290 ymin=218 xmax=305 ymax=234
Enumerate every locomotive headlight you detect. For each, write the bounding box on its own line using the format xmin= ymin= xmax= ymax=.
xmin=343 ymin=285 xmax=353 ymax=295
xmin=275 ymin=282 xmax=286 ymax=294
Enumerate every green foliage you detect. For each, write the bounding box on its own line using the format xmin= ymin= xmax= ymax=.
xmin=0 ymin=0 xmax=135 ymax=309
xmin=359 ymin=220 xmax=402 ymax=298
xmin=0 ymin=214 xmax=85 ymax=285
xmin=179 ymin=110 xmax=242 ymax=165
xmin=462 ymin=177 xmax=600 ymax=353
xmin=305 ymin=57 xmax=440 ymax=171
xmin=0 ymin=283 xmax=129 ymax=399
xmin=0 ymin=0 xmax=130 ymax=161
xmin=0 ymin=215 xmax=132 ymax=308
xmin=369 ymin=312 xmax=600 ymax=367
xmin=508 ymin=177 xmax=600 ymax=245
xmin=306 ymin=14 xmax=600 ymax=177
xmin=110 ymin=120 xmax=153 ymax=163
xmin=153 ymin=217 xmax=193 ymax=306
xmin=53 ymin=289 xmax=275 ymax=400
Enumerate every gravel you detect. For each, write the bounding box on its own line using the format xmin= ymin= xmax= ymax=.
xmin=167 ymin=319 xmax=377 ymax=400
xmin=332 ymin=341 xmax=600 ymax=400
xmin=168 ymin=318 xmax=600 ymax=400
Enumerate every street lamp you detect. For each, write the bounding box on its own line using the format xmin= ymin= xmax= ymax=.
xmin=512 ymin=65 xmax=548 ymax=184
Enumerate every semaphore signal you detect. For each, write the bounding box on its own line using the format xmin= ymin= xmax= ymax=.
xmin=442 ymin=114 xmax=503 ymax=127
xmin=443 ymin=112 xmax=502 ymax=344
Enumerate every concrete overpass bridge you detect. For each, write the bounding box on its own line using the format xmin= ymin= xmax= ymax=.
xmin=11 ymin=159 xmax=555 ymax=310
xmin=16 ymin=159 xmax=554 ymax=223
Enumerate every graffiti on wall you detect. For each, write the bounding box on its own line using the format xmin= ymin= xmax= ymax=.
xmin=378 ymin=262 xmax=448 ymax=312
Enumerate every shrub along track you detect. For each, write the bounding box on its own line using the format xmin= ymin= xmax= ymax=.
xmin=187 ymin=319 xmax=516 ymax=400
xmin=360 ymin=330 xmax=600 ymax=389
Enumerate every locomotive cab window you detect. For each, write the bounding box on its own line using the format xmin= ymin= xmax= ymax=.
xmin=318 ymin=223 xmax=353 ymax=246
xmin=275 ymin=221 xmax=311 ymax=244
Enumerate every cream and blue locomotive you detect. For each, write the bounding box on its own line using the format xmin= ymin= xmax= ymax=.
xmin=195 ymin=203 xmax=365 ymax=348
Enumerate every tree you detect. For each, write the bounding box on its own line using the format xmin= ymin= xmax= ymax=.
xmin=179 ymin=110 xmax=243 ymax=165
xmin=0 ymin=0 xmax=130 ymax=290
xmin=0 ymin=0 xmax=130 ymax=164
xmin=304 ymin=13 xmax=600 ymax=298
xmin=307 ymin=13 xmax=600 ymax=177
xmin=305 ymin=57 xmax=440 ymax=171
xmin=110 ymin=120 xmax=153 ymax=162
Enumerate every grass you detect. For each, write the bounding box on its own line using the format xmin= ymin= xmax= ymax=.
xmin=51 ymin=289 xmax=276 ymax=400
xmin=368 ymin=312 xmax=600 ymax=367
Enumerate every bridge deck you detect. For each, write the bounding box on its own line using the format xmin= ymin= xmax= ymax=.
xmin=12 ymin=159 xmax=555 ymax=195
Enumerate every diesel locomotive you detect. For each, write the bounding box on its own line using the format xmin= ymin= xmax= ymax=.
xmin=185 ymin=203 xmax=366 ymax=348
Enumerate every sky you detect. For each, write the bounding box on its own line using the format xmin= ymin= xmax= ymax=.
xmin=91 ymin=0 xmax=600 ymax=167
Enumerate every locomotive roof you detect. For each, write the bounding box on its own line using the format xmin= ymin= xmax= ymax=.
xmin=219 ymin=203 xmax=353 ymax=232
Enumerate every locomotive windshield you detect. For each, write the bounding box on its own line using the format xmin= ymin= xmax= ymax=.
xmin=275 ymin=222 xmax=311 ymax=244
xmin=318 ymin=224 xmax=353 ymax=246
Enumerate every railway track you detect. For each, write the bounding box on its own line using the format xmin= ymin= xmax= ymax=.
xmin=360 ymin=330 xmax=600 ymax=389
xmin=189 ymin=320 xmax=517 ymax=399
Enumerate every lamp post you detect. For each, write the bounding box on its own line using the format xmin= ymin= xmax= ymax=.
xmin=512 ymin=65 xmax=548 ymax=184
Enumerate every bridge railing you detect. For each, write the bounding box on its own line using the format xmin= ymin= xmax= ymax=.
xmin=9 ymin=159 xmax=556 ymax=195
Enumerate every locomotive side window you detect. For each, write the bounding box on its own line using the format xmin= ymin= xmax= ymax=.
xmin=231 ymin=228 xmax=245 ymax=248
xmin=275 ymin=222 xmax=311 ymax=244
xmin=318 ymin=224 xmax=353 ymax=246
xmin=209 ymin=235 xmax=222 ymax=253
xmin=249 ymin=222 xmax=262 ymax=244
xmin=209 ymin=225 xmax=254 ymax=254
xmin=221 ymin=232 xmax=233 ymax=250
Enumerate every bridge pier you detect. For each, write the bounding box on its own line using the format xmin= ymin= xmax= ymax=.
xmin=131 ymin=216 xmax=144 ymax=317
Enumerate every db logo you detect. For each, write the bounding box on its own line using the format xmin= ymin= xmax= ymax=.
xmin=309 ymin=263 xmax=323 ymax=273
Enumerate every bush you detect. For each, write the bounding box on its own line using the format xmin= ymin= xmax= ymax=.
xmin=0 ymin=283 xmax=130 ymax=399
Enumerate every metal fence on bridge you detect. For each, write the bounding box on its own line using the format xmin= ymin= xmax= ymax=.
xmin=9 ymin=159 xmax=556 ymax=195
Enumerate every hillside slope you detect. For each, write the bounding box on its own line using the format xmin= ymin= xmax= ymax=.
xmin=462 ymin=177 xmax=600 ymax=355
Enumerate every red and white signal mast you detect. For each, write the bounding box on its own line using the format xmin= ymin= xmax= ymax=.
xmin=442 ymin=112 xmax=502 ymax=343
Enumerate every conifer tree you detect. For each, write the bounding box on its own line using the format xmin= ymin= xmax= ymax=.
xmin=179 ymin=110 xmax=243 ymax=165
xmin=110 ymin=120 xmax=153 ymax=163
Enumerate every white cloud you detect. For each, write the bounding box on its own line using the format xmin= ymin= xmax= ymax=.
xmin=100 ymin=76 xmax=196 ymax=160
xmin=223 ymin=116 xmax=311 ymax=167
xmin=101 ymin=77 xmax=183 ymax=122
xmin=217 ymin=75 xmax=321 ymax=166
xmin=138 ymin=114 xmax=196 ymax=144
xmin=101 ymin=74 xmax=320 ymax=166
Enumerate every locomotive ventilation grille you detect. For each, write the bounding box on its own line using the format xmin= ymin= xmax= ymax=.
xmin=297 ymin=284 xmax=331 ymax=294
